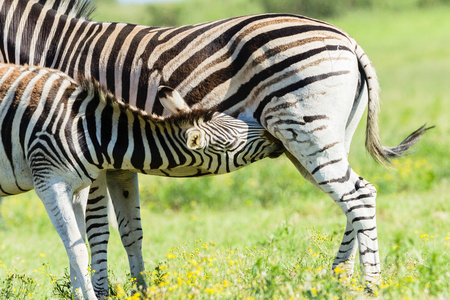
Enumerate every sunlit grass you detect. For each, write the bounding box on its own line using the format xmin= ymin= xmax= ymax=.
xmin=1 ymin=181 xmax=449 ymax=298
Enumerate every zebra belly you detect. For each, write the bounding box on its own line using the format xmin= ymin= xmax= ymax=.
xmin=142 ymin=163 xmax=251 ymax=177
xmin=142 ymin=167 xmax=213 ymax=177
xmin=0 ymin=158 xmax=34 ymax=196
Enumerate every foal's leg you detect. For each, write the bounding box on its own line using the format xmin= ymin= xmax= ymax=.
xmin=86 ymin=171 xmax=147 ymax=296
xmin=35 ymin=181 xmax=97 ymax=299
xmin=106 ymin=170 xmax=147 ymax=291
xmin=72 ymin=186 xmax=90 ymax=293
xmin=86 ymin=172 xmax=111 ymax=298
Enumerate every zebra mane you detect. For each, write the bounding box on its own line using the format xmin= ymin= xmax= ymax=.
xmin=37 ymin=0 xmax=95 ymax=20
xmin=78 ymin=77 xmax=217 ymax=127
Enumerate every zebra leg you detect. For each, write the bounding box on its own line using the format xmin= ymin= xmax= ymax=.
xmin=289 ymin=148 xmax=379 ymax=285
xmin=337 ymin=176 xmax=380 ymax=287
xmin=106 ymin=170 xmax=147 ymax=292
xmin=286 ymin=151 xmax=359 ymax=279
xmin=284 ymin=87 xmax=367 ymax=278
xmin=331 ymin=74 xmax=368 ymax=278
xmin=73 ymin=187 xmax=90 ymax=253
xmin=86 ymin=172 xmax=111 ymax=298
xmin=322 ymin=166 xmax=380 ymax=286
xmin=332 ymin=219 xmax=359 ymax=278
xmin=71 ymin=186 xmax=92 ymax=297
xmin=263 ymin=105 xmax=380 ymax=287
xmin=35 ymin=181 xmax=97 ymax=300
xmin=344 ymin=69 xmax=368 ymax=156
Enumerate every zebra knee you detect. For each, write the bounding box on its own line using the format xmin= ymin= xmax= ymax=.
xmin=334 ymin=176 xmax=378 ymax=230
xmin=340 ymin=177 xmax=376 ymax=204
xmin=355 ymin=177 xmax=377 ymax=195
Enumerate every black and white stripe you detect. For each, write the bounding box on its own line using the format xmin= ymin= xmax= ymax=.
xmin=0 ymin=0 xmax=430 ymax=294
xmin=0 ymin=63 xmax=283 ymax=298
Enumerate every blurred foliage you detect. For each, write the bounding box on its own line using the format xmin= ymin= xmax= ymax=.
xmin=93 ymin=0 xmax=450 ymax=26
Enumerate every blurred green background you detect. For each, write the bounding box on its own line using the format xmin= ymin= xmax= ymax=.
xmin=94 ymin=0 xmax=450 ymax=26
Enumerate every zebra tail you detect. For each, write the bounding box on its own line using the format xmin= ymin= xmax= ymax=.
xmin=355 ymin=43 xmax=433 ymax=167
xmin=381 ymin=125 xmax=434 ymax=159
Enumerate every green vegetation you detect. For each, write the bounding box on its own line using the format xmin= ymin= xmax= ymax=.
xmin=93 ymin=0 xmax=450 ymax=25
xmin=1 ymin=1 xmax=449 ymax=299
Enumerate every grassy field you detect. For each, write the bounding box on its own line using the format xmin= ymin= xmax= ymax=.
xmin=1 ymin=3 xmax=450 ymax=299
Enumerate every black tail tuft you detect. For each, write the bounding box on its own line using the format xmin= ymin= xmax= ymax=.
xmin=383 ymin=124 xmax=434 ymax=159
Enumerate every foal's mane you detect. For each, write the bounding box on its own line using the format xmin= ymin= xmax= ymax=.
xmin=78 ymin=76 xmax=217 ymax=126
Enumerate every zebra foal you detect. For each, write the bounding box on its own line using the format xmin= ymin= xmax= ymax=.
xmin=0 ymin=63 xmax=283 ymax=299
xmin=0 ymin=0 xmax=431 ymax=293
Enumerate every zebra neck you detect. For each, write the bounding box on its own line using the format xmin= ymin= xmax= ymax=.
xmin=84 ymin=100 xmax=190 ymax=173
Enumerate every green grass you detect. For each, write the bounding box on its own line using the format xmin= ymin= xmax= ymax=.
xmin=1 ymin=181 xmax=449 ymax=298
xmin=1 ymin=4 xmax=450 ymax=299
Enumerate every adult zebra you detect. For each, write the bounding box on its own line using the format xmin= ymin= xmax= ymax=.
xmin=0 ymin=0 xmax=430 ymax=295
xmin=0 ymin=63 xmax=283 ymax=299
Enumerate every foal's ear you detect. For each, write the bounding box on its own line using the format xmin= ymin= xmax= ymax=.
xmin=186 ymin=129 xmax=206 ymax=150
xmin=157 ymin=86 xmax=191 ymax=113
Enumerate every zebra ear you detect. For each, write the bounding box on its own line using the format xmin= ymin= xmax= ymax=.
xmin=157 ymin=86 xmax=191 ymax=113
xmin=186 ymin=129 xmax=206 ymax=150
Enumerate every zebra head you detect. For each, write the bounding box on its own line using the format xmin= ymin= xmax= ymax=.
xmin=158 ymin=86 xmax=285 ymax=174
